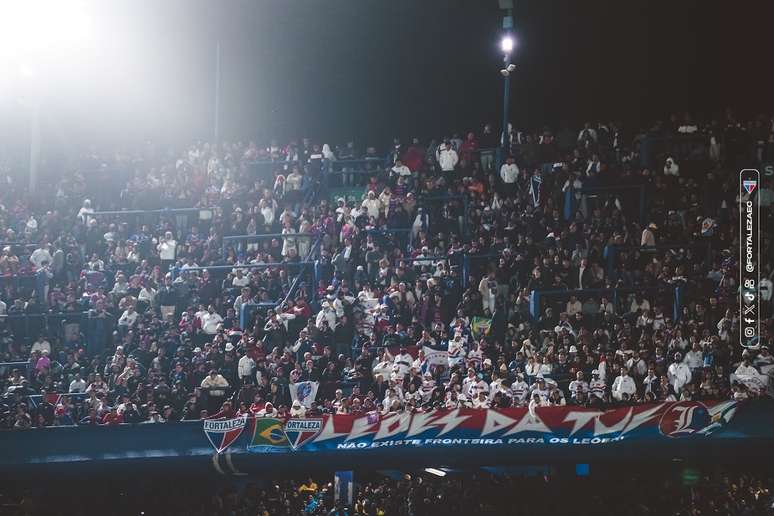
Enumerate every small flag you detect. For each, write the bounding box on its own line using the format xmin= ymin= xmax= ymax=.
xmin=471 ymin=316 xmax=492 ymax=339
xmin=743 ymin=180 xmax=757 ymax=195
xmin=289 ymin=381 xmax=319 ymax=408
xmin=249 ymin=417 xmax=290 ymax=449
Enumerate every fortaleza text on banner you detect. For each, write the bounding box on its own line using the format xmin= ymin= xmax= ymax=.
xmin=204 ymin=401 xmax=738 ymax=454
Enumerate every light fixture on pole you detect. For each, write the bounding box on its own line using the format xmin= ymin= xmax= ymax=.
xmin=499 ymin=33 xmax=515 ymax=152
xmin=501 ymin=35 xmax=514 ymax=54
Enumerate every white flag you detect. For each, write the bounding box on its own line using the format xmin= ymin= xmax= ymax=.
xmin=289 ymin=381 xmax=319 ymax=408
xmin=422 ymin=346 xmax=448 ymax=373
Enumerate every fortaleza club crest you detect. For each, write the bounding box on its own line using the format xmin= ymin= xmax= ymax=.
xmin=203 ymin=416 xmax=247 ymax=453
xmin=284 ymin=418 xmax=323 ymax=450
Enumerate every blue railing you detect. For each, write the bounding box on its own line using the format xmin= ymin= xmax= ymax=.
xmin=528 ymin=285 xmax=682 ymax=322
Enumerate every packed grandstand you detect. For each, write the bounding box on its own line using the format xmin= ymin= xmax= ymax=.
xmin=0 ymin=114 xmax=772 ymax=432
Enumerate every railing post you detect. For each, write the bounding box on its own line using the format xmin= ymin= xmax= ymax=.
xmin=673 ymin=286 xmax=682 ymax=322
xmin=529 ymin=290 xmax=540 ymax=321
xmin=462 ymin=254 xmax=470 ymax=289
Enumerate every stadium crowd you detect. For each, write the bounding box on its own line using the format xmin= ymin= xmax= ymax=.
xmin=4 ymin=469 xmax=774 ymax=515
xmin=0 ymin=113 xmax=773 ymax=429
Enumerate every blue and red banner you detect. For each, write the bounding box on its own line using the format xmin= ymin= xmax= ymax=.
xmin=5 ymin=400 xmax=774 ymax=474
xmin=207 ymin=401 xmax=738 ymax=454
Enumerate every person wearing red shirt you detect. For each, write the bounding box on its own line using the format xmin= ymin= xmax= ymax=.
xmin=460 ymin=132 xmax=479 ymax=164
xmin=101 ymin=407 xmax=124 ymax=426
xmin=207 ymin=400 xmax=237 ymax=420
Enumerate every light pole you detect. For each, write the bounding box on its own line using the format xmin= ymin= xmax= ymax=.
xmin=499 ymin=35 xmax=516 ymax=154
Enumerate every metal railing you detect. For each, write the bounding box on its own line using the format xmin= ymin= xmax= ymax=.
xmin=528 ymin=285 xmax=682 ymax=322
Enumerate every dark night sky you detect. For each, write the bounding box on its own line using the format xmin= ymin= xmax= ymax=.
xmin=5 ymin=0 xmax=772 ymax=150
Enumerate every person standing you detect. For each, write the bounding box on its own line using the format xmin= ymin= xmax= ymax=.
xmin=157 ymin=231 xmax=177 ymax=273
xmin=436 ymin=140 xmax=459 ymax=173
xmin=499 ymin=155 xmax=519 ymax=195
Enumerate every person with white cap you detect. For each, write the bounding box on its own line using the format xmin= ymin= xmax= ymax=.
xmin=530 ymin=376 xmax=550 ymax=401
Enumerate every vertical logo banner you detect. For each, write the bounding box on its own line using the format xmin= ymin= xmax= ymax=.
xmin=739 ymin=169 xmax=760 ymax=348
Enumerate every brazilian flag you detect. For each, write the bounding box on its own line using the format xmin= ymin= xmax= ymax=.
xmin=249 ymin=418 xmax=290 ymax=451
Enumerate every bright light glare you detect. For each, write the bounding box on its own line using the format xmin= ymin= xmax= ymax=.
xmin=19 ymin=64 xmax=34 ymax=78
xmin=500 ymin=35 xmax=514 ymax=54
xmin=424 ymin=468 xmax=446 ymax=477
xmin=0 ymin=0 xmax=91 ymax=64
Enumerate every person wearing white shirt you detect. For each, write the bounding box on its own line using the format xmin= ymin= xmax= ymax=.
xmin=528 ymin=393 xmax=549 ymax=420
xmin=566 ymin=296 xmax=582 ymax=316
xmin=256 ymin=402 xmax=278 ymax=418
xmin=568 ymin=371 xmax=589 ymax=400
xmin=447 ymin=334 xmax=467 ymax=369
xmin=663 ymin=156 xmax=680 ymax=176
xmin=642 ymin=368 xmax=660 ymax=396
xmin=667 ymin=353 xmax=692 ymax=393
xmin=238 ymin=354 xmax=255 ymax=383
xmin=499 ymin=157 xmax=519 ymax=185
xmin=734 ymin=355 xmax=759 ymax=377
xmin=30 ymin=336 xmax=51 ymax=355
xmin=611 ymin=367 xmax=637 ymax=401
xmin=472 ymin=391 xmax=490 ymax=409
xmin=315 ymin=298 xmax=340 ymax=330
xmin=436 ymin=141 xmax=458 ymax=172
xmin=625 ymin=351 xmax=648 ymax=378
xmin=392 ymin=348 xmax=413 ymax=379
xmin=683 ymin=343 xmax=704 ymax=373
xmin=138 ymin=285 xmax=156 ymax=309
xmin=509 ymin=375 xmax=529 ymax=406
xmin=232 ymin=270 xmax=250 ymax=288
xmin=77 ymin=199 xmax=95 ymax=224
xmin=577 ymin=124 xmax=597 ymax=145
xmin=118 ymin=307 xmax=139 ymax=327
xmin=200 ymin=305 xmax=224 ymax=335
xmin=391 ymin=159 xmax=411 ymax=179
xmin=157 ymin=232 xmax=177 ymax=261
xmin=640 ymin=224 xmax=657 ymax=248
xmin=29 ymin=245 xmax=52 ymax=269
xmin=69 ymin=373 xmax=87 ymax=393
xmin=361 ymin=191 xmax=382 ymax=219
xmin=200 ymin=370 xmax=229 ymax=399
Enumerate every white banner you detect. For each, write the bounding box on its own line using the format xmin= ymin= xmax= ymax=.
xmin=289 ymin=381 xmax=319 ymax=408
xmin=423 ymin=346 xmax=449 ymax=368
xmin=730 ymin=373 xmax=769 ymax=395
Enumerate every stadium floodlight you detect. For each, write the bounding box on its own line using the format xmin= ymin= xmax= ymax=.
xmin=0 ymin=0 xmax=91 ymax=194
xmin=0 ymin=0 xmax=91 ymax=67
xmin=500 ymin=35 xmax=514 ymax=54
xmin=424 ymin=468 xmax=447 ymax=477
